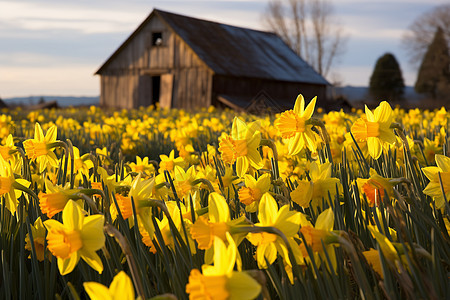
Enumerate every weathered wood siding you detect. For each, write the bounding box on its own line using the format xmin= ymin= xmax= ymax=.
xmin=212 ymin=75 xmax=326 ymax=110
xmin=99 ymin=15 xmax=213 ymax=109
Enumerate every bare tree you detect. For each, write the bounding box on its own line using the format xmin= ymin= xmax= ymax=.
xmin=262 ymin=0 xmax=346 ymax=78
xmin=402 ymin=4 xmax=450 ymax=68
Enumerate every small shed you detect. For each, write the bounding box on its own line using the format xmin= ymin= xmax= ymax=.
xmin=95 ymin=9 xmax=329 ymax=111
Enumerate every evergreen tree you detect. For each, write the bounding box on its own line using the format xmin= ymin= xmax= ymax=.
xmin=369 ymin=53 xmax=405 ymax=102
xmin=415 ymin=27 xmax=450 ymax=100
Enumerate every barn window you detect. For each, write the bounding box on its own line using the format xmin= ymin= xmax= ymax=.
xmin=152 ymin=32 xmax=163 ymax=46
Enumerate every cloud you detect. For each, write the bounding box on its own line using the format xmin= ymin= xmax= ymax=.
xmin=0 ymin=64 xmax=98 ymax=98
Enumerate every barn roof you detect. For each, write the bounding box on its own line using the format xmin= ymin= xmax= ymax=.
xmin=96 ymin=9 xmax=329 ymax=85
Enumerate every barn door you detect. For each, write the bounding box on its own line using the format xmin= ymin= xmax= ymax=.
xmin=159 ymin=74 xmax=173 ymax=108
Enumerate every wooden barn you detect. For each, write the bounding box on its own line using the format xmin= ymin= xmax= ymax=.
xmin=95 ymin=9 xmax=329 ymax=111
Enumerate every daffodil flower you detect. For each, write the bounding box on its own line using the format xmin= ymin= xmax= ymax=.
xmin=129 ymin=155 xmax=155 ymax=174
xmin=238 ymin=173 xmax=271 ymax=212
xmin=25 ymin=217 xmax=46 ymax=261
xmin=422 ymin=154 xmax=450 ymax=209
xmin=351 ymin=101 xmax=396 ymax=159
xmin=83 ymin=271 xmax=135 ymax=300
xmin=23 ymin=123 xmax=59 ymax=173
xmin=0 ymin=155 xmax=30 ymax=214
xmin=190 ymin=192 xmax=247 ymax=265
xmin=159 ymin=150 xmax=186 ymax=174
xmin=274 ymin=94 xmax=318 ymax=155
xmin=44 ymin=200 xmax=105 ymax=275
xmin=110 ymin=173 xmax=155 ymax=237
xmin=247 ymin=193 xmax=301 ymax=269
xmin=290 ymin=162 xmax=341 ymax=209
xmin=218 ymin=117 xmax=263 ymax=177
xmin=0 ymin=134 xmax=17 ymax=161
xmin=298 ymin=208 xmax=339 ymax=272
xmin=356 ymin=169 xmax=394 ymax=206
xmin=363 ymin=225 xmax=408 ymax=279
xmin=186 ymin=233 xmax=261 ymax=300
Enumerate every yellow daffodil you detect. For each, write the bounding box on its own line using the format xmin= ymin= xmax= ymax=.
xmin=351 ymin=101 xmax=396 ymax=159
xmin=0 ymin=155 xmax=30 ymax=214
xmin=190 ymin=192 xmax=247 ymax=252
xmin=218 ymin=117 xmax=263 ymax=177
xmin=44 ymin=200 xmax=105 ymax=275
xmin=363 ymin=225 xmax=408 ymax=279
xmin=111 ymin=173 xmax=155 ymax=236
xmin=186 ymin=233 xmax=261 ymax=300
xmin=84 ymin=271 xmax=135 ymax=300
xmin=159 ymin=150 xmax=186 ymax=174
xmin=290 ymin=162 xmax=341 ymax=210
xmin=128 ymin=156 xmax=155 ymax=175
xmin=238 ymin=173 xmax=271 ymax=212
xmin=173 ymin=165 xmax=198 ymax=200
xmin=247 ymin=193 xmax=301 ymax=269
xmin=297 ymin=208 xmax=339 ymax=272
xmin=422 ymin=154 xmax=450 ymax=209
xmin=71 ymin=146 xmax=94 ymax=181
xmin=25 ymin=217 xmax=46 ymax=261
xmin=23 ymin=122 xmax=59 ymax=173
xmin=274 ymin=94 xmax=318 ymax=155
xmin=356 ymin=169 xmax=394 ymax=206
xmin=0 ymin=134 xmax=16 ymax=161
xmin=39 ymin=179 xmax=78 ymax=218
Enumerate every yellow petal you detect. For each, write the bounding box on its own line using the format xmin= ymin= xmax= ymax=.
xmin=302 ymin=96 xmax=317 ymax=119
xmin=365 ymin=105 xmax=375 ymax=122
xmin=58 ymin=252 xmax=80 ymax=275
xmin=63 ymin=200 xmax=84 ymax=231
xmin=79 ymin=248 xmax=103 ymax=274
xmin=236 ymin=156 xmax=249 ymax=178
xmin=83 ymin=282 xmax=113 ymax=300
xmin=45 ymin=125 xmax=58 ymax=143
xmin=208 ymin=192 xmax=230 ymax=223
xmin=274 ymin=206 xmax=300 ymax=237
xmin=293 ymin=94 xmax=305 ymax=115
xmin=34 ymin=123 xmax=45 ymax=141
xmin=258 ymin=193 xmax=278 ymax=225
xmin=43 ymin=219 xmax=66 ymax=231
xmin=81 ymin=215 xmax=105 ymax=251
xmin=228 ymin=271 xmax=262 ymax=300
xmin=367 ymin=137 xmax=382 ymax=159
xmin=256 ymin=242 xmax=277 ymax=269
xmin=436 ymin=154 xmax=450 ymax=172
xmin=315 ymin=208 xmax=334 ymax=231
xmin=288 ymin=132 xmax=305 ymax=156
xmin=109 ymin=271 xmax=135 ymax=300
xmin=374 ymin=101 xmax=393 ymax=123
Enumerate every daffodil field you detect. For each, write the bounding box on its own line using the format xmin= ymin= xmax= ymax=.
xmin=0 ymin=97 xmax=449 ymax=299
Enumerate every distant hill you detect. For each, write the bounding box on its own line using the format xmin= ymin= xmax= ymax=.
xmin=333 ymin=86 xmax=426 ymax=107
xmin=2 ymin=96 xmax=99 ymax=107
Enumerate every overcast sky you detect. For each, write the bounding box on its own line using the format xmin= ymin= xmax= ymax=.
xmin=0 ymin=0 xmax=447 ymax=98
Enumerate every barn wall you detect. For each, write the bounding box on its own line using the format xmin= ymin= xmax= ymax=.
xmin=212 ymin=75 xmax=327 ymax=110
xmin=99 ymin=15 xmax=213 ymax=109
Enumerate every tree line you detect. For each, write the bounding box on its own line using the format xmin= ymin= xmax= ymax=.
xmin=263 ymin=1 xmax=450 ymax=104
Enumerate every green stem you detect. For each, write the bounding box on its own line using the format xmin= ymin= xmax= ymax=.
xmin=104 ymin=224 xmax=145 ymax=300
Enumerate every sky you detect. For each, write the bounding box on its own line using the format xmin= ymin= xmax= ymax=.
xmin=0 ymin=0 xmax=448 ymax=98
